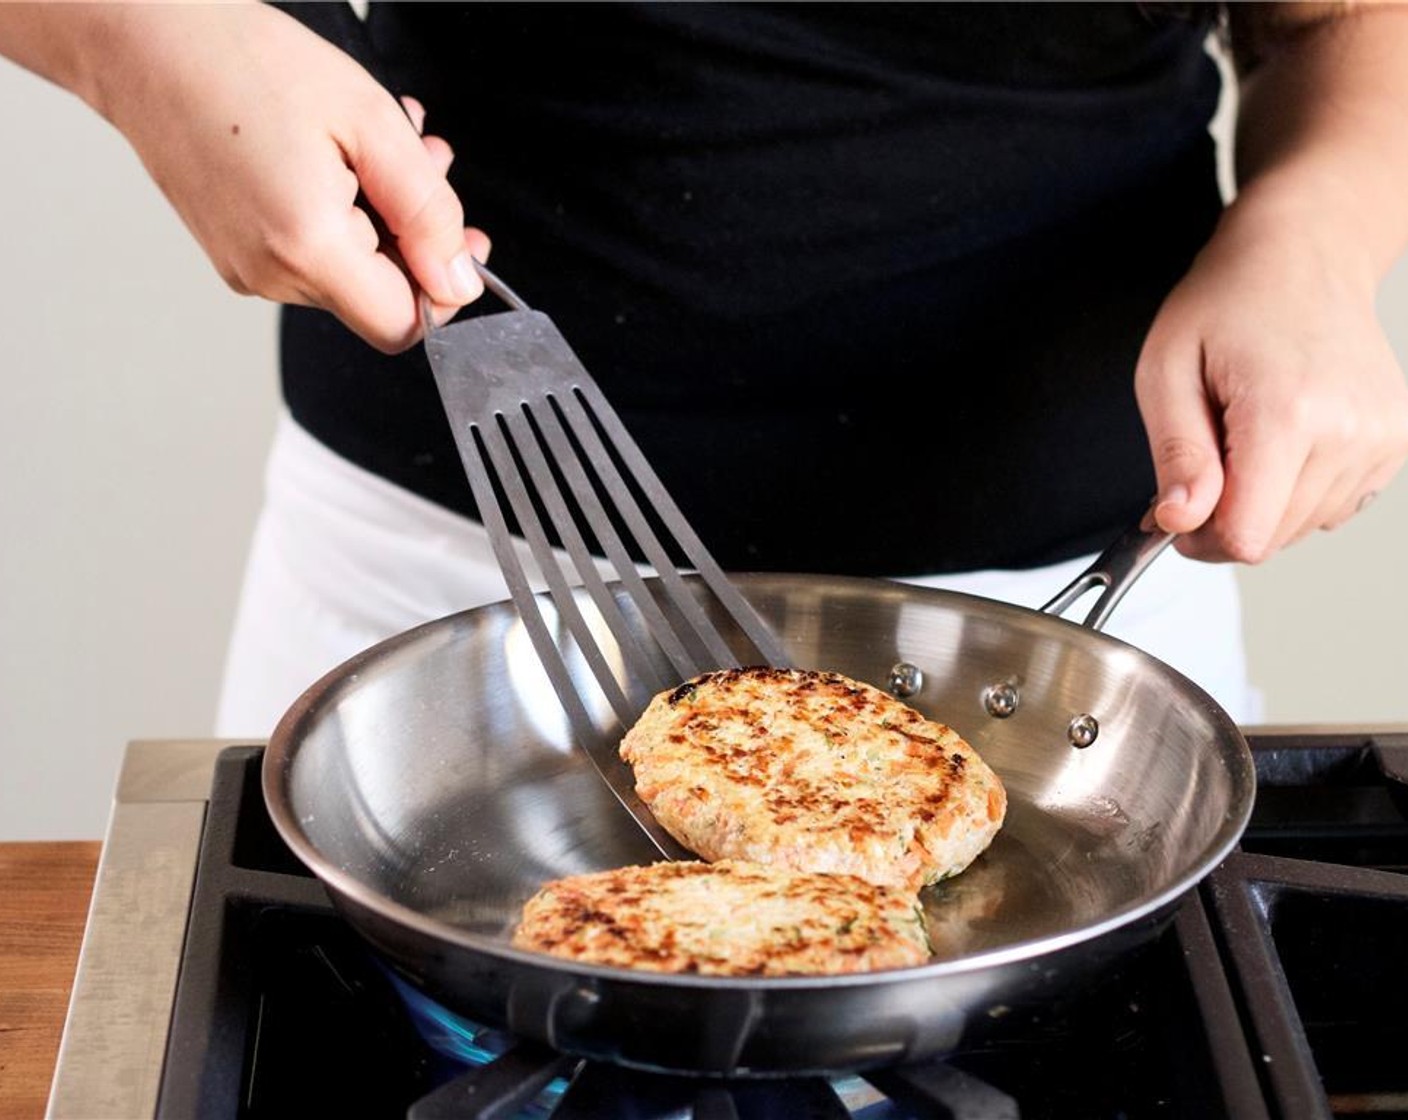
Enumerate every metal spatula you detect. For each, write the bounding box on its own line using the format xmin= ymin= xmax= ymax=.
xmin=422 ymin=265 xmax=789 ymax=856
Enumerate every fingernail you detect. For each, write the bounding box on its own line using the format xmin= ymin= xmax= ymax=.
xmin=1148 ymin=485 xmax=1190 ymax=532
xmin=448 ymin=251 xmax=481 ymax=303
xmin=1158 ymin=484 xmax=1189 ymax=510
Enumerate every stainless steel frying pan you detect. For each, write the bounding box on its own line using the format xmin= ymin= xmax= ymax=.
xmin=262 ymin=527 xmax=1254 ymax=1076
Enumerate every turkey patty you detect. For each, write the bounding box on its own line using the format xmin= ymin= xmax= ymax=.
xmin=619 ymin=667 xmax=1006 ymax=890
xmin=512 ymin=859 xmax=929 ymax=975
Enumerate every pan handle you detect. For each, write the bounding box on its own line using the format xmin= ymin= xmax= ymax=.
xmin=1039 ymin=508 xmax=1175 ymax=632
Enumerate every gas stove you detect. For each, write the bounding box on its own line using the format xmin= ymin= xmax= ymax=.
xmin=46 ymin=729 xmax=1408 ymax=1119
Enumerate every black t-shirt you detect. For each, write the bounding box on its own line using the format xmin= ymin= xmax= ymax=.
xmin=280 ymin=2 xmax=1223 ymax=575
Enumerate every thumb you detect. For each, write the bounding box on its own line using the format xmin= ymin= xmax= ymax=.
xmin=1134 ymin=348 xmax=1225 ymax=535
xmin=345 ymin=96 xmax=483 ymax=307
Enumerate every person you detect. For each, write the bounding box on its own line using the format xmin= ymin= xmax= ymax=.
xmin=3 ymin=2 xmax=1406 ymax=734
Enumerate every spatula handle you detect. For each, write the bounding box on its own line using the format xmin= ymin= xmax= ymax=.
xmin=472 ymin=262 xmax=532 ymax=312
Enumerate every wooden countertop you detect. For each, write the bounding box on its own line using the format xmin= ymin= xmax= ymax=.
xmin=0 ymin=842 xmax=101 ymax=1120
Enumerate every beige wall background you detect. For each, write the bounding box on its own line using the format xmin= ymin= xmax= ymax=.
xmin=2 ymin=51 xmax=1406 ymax=841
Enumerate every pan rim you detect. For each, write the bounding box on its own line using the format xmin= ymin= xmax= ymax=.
xmin=261 ymin=572 xmax=1256 ymax=992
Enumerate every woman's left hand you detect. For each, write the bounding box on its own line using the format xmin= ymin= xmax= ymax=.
xmin=1134 ymin=194 xmax=1408 ymax=563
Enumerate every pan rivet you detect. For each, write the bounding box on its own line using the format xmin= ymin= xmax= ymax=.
xmin=983 ymin=682 xmax=1019 ymax=719
xmin=887 ymin=662 xmax=924 ymax=698
xmin=1068 ymin=714 xmax=1100 ymax=749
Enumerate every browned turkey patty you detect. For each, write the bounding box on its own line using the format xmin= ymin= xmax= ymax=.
xmin=619 ymin=667 xmax=1006 ymax=891
xmin=511 ymin=859 xmax=930 ymax=975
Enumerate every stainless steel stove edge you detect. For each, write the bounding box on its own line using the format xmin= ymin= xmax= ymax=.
xmin=46 ymin=740 xmax=248 ymax=1120
xmin=1239 ymin=721 xmax=1408 ymax=738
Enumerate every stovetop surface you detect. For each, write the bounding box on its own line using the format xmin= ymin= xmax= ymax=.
xmin=173 ymin=733 xmax=1408 ymax=1118
xmin=47 ymin=730 xmax=1408 ymax=1119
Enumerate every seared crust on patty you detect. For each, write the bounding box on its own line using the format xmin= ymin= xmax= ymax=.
xmin=512 ymin=859 xmax=929 ymax=975
xmin=620 ymin=667 xmax=1006 ymax=891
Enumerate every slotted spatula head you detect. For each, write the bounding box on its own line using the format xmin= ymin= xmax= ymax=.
xmin=421 ymin=271 xmax=789 ymax=858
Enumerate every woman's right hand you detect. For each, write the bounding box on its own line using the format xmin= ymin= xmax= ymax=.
xmin=11 ymin=2 xmax=487 ymax=353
